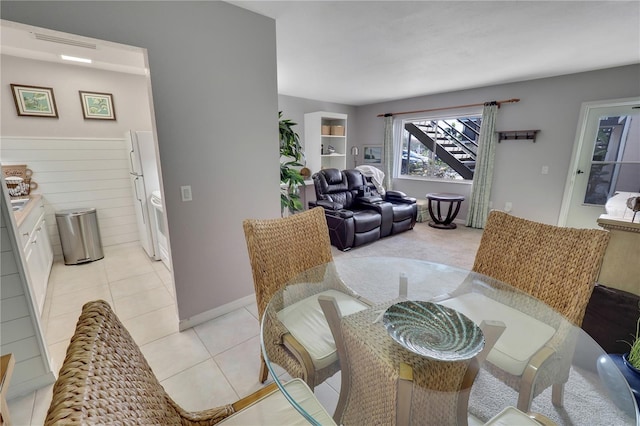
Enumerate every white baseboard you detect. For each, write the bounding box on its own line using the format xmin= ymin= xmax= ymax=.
xmin=178 ymin=294 xmax=256 ymax=331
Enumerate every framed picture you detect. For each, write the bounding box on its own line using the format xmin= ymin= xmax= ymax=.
xmin=79 ymin=91 xmax=116 ymax=120
xmin=10 ymin=84 xmax=58 ymax=118
xmin=363 ymin=145 xmax=383 ymax=164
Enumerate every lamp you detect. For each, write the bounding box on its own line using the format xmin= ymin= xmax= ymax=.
xmin=351 ymin=146 xmax=359 ymax=168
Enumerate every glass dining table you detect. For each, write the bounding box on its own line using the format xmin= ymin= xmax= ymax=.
xmin=260 ymin=257 xmax=639 ymax=425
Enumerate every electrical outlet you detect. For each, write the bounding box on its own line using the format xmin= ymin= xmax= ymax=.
xmin=504 ymin=202 xmax=512 ymax=212
xmin=541 ymin=166 xmax=549 ymax=175
xmin=181 ymin=185 xmax=192 ymax=202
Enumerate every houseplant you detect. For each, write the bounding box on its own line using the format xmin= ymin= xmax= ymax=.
xmin=623 ymin=316 xmax=640 ymax=374
xmin=279 ymin=112 xmax=304 ymax=216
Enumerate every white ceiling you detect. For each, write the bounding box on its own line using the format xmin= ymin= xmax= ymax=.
xmin=229 ymin=0 xmax=640 ymax=105
xmin=2 ymin=2 xmax=639 ymax=106
xmin=0 ymin=20 xmax=148 ymax=76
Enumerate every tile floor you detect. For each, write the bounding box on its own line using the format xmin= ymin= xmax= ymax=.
xmin=7 ymin=242 xmax=340 ymax=425
xmin=8 ymin=223 xmax=482 ymax=425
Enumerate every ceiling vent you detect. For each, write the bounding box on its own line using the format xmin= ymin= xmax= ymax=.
xmin=33 ymin=32 xmax=97 ymax=49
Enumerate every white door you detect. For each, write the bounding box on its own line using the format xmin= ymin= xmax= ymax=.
xmin=559 ymin=98 xmax=640 ymax=229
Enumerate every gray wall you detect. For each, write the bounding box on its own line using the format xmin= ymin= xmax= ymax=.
xmin=1 ymin=2 xmax=280 ymax=322
xmin=1 ymin=55 xmax=153 ymax=138
xmin=352 ymin=65 xmax=640 ymax=224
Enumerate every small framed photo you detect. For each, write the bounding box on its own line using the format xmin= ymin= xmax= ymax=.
xmin=11 ymin=84 xmax=58 ymax=118
xmin=363 ymin=145 xmax=383 ymax=164
xmin=79 ymin=91 xmax=116 ymax=120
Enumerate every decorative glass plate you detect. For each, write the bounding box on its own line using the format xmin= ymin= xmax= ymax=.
xmin=382 ymin=300 xmax=484 ymax=361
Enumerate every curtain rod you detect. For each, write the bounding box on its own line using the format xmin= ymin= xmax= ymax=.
xmin=377 ymin=98 xmax=520 ymax=117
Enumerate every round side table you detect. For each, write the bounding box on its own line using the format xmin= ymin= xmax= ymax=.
xmin=425 ymin=193 xmax=465 ymax=229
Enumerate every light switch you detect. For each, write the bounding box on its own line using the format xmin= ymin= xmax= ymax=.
xmin=181 ymin=185 xmax=192 ymax=201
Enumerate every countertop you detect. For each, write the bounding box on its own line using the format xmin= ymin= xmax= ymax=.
xmin=597 ymin=214 xmax=640 ymax=233
xmin=12 ymin=195 xmax=42 ymax=228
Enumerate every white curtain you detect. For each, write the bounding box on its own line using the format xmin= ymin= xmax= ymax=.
xmin=382 ymin=114 xmax=394 ymax=190
xmin=466 ymin=102 xmax=498 ymax=228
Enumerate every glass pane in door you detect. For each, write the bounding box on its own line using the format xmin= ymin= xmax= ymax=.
xmin=583 ymin=115 xmax=640 ymax=204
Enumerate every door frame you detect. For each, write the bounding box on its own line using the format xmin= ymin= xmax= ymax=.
xmin=558 ymin=96 xmax=640 ymax=226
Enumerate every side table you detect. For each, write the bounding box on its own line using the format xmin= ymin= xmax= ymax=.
xmin=425 ymin=193 xmax=465 ymax=229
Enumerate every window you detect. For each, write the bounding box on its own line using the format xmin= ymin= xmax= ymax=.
xmin=397 ymin=112 xmax=482 ymax=181
xmin=583 ymin=114 xmax=640 ymax=205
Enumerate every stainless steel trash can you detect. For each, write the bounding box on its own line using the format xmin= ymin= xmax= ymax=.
xmin=55 ymin=208 xmax=104 ymax=265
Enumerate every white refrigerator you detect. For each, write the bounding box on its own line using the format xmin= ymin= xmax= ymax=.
xmin=126 ymin=130 xmax=161 ymax=260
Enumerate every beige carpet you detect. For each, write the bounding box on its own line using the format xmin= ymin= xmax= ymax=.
xmin=331 ymin=221 xmax=483 ymax=270
xmin=468 ymin=366 xmax=635 ymax=425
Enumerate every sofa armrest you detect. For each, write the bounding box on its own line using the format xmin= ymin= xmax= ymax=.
xmin=316 ymin=199 xmax=344 ymax=211
xmin=355 ymin=195 xmax=383 ymax=205
xmin=323 ymin=207 xmax=354 ymax=219
xmin=386 ymin=190 xmax=407 ymax=198
xmin=386 ymin=191 xmax=416 ymax=204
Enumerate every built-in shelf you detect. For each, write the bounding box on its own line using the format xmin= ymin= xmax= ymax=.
xmin=305 ymin=111 xmax=348 ymax=173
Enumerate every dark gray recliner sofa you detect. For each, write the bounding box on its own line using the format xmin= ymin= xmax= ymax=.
xmin=309 ymin=168 xmax=417 ymax=250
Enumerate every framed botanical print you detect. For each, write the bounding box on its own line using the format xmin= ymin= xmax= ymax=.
xmin=11 ymin=84 xmax=59 ymax=118
xmin=79 ymin=91 xmax=116 ymax=120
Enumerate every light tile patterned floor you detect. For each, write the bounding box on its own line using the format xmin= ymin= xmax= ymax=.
xmin=8 ymin=224 xmax=482 ymax=425
xmin=7 ymin=242 xmax=339 ymax=425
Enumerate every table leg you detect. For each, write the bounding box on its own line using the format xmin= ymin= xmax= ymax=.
xmin=428 ymin=199 xmax=462 ymax=229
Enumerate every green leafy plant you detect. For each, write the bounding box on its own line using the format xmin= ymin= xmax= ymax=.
xmin=279 ymin=112 xmax=304 ymax=216
xmin=625 ymin=316 xmax=640 ymax=369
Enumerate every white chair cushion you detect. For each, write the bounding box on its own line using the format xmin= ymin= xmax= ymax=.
xmin=439 ymin=293 xmax=555 ymax=376
xmin=220 ymin=378 xmax=336 ymax=425
xmin=483 ymin=406 xmax=542 ymax=425
xmin=278 ymin=289 xmax=369 ymax=369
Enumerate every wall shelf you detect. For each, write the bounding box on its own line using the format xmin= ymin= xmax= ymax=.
xmin=498 ymin=130 xmax=539 ymax=143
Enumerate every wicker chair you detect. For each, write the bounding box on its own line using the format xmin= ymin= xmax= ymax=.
xmin=243 ymin=207 xmax=368 ymax=388
xmin=319 ymin=295 xmax=506 ymax=425
xmin=45 ymin=300 xmax=335 ymax=425
xmin=443 ymin=210 xmax=610 ymax=412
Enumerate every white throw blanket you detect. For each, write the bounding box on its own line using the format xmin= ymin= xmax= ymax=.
xmin=356 ymin=165 xmax=386 ymax=196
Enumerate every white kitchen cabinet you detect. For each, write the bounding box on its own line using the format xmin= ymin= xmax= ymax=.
xmin=1 ymin=192 xmax=56 ymax=399
xmin=304 ymin=111 xmax=348 ymax=176
xmin=17 ymin=197 xmax=53 ymax=315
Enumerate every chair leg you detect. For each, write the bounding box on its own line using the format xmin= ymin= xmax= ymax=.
xmin=318 ymin=296 xmax=349 ymax=424
xmin=516 ymin=383 xmax=533 ymax=413
xmin=396 ymin=363 xmax=413 ymax=426
xmin=458 ymin=358 xmax=479 ymax=426
xmin=259 ymin=358 xmax=269 ymax=383
xmin=517 ymin=347 xmax=555 ymax=413
xmin=551 ymin=383 xmax=564 ymax=407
